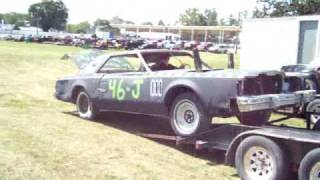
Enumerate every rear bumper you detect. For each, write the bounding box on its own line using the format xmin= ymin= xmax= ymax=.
xmin=236 ymin=90 xmax=316 ymax=112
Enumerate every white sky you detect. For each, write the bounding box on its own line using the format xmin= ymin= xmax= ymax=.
xmin=0 ymin=0 xmax=257 ymax=24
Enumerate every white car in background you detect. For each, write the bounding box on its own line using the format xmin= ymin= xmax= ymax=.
xmin=163 ymin=41 xmax=181 ymax=50
xmin=208 ymin=44 xmax=237 ymax=54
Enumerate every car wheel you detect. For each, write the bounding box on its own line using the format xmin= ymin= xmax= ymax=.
xmin=76 ymin=91 xmax=98 ymax=120
xmin=235 ymin=136 xmax=288 ymax=180
xmin=237 ymin=110 xmax=271 ymax=126
xmin=170 ymin=92 xmax=210 ymax=136
xmin=299 ymin=148 xmax=320 ymax=180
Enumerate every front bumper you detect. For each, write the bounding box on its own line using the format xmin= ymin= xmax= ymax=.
xmin=237 ymin=90 xmax=316 ymax=112
xmin=55 ymin=92 xmax=73 ymax=103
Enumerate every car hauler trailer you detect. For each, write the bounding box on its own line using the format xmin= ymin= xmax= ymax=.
xmin=141 ymin=102 xmax=320 ymax=180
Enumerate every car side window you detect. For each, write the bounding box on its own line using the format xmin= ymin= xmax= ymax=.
xmin=98 ymin=55 xmax=145 ymax=73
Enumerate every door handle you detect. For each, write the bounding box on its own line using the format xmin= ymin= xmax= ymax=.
xmin=97 ymin=88 xmax=107 ymax=93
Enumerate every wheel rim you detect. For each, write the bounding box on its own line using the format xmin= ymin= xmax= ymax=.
xmin=173 ymin=99 xmax=200 ymax=135
xmin=310 ymin=104 xmax=320 ymax=124
xmin=311 ymin=114 xmax=320 ymax=124
xmin=305 ymin=80 xmax=315 ymax=90
xmin=78 ymin=93 xmax=89 ymax=114
xmin=310 ymin=162 xmax=320 ymax=180
xmin=243 ymin=146 xmax=275 ymax=180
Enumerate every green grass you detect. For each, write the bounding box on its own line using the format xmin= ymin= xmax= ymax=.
xmin=0 ymin=41 xmax=304 ymax=179
xmin=0 ymin=41 xmax=239 ymax=180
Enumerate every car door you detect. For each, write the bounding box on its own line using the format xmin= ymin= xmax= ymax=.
xmin=95 ymin=54 xmax=151 ymax=113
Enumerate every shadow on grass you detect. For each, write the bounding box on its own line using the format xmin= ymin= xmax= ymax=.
xmin=64 ymin=111 xmax=227 ymax=165
xmin=63 ymin=111 xmax=298 ymax=180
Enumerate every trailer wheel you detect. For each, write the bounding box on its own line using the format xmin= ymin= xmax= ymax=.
xmin=170 ymin=92 xmax=210 ymax=136
xmin=237 ymin=110 xmax=271 ymax=126
xmin=76 ymin=90 xmax=98 ymax=120
xmin=307 ymin=99 xmax=320 ymax=127
xmin=235 ymin=136 xmax=288 ymax=180
xmin=299 ymin=148 xmax=320 ymax=180
xmin=305 ymin=79 xmax=317 ymax=91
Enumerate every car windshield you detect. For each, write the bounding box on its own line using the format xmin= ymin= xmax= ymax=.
xmin=71 ymin=50 xmax=104 ymax=70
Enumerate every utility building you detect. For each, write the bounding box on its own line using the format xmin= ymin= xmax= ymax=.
xmin=241 ymin=15 xmax=320 ymax=70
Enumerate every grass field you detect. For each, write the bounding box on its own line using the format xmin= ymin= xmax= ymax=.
xmin=0 ymin=41 xmax=303 ymax=179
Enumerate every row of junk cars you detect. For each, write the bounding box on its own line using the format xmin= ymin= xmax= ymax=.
xmin=0 ymin=33 xmax=239 ymax=53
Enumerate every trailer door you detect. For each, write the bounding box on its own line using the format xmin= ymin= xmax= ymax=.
xmin=298 ymin=20 xmax=318 ymax=64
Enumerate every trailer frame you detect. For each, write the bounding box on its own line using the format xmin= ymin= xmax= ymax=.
xmin=140 ymin=110 xmax=320 ymax=180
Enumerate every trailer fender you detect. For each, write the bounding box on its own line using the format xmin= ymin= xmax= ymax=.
xmin=225 ymin=132 xmax=252 ymax=166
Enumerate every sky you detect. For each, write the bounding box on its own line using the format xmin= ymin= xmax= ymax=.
xmin=0 ymin=0 xmax=257 ymax=24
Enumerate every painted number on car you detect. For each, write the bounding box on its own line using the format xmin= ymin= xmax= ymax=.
xmin=150 ymin=79 xmax=163 ymax=97
xmin=108 ymin=79 xmax=144 ymax=101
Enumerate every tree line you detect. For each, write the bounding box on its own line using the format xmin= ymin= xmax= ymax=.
xmin=178 ymin=8 xmax=243 ymax=26
xmin=1 ymin=0 xmax=320 ymax=33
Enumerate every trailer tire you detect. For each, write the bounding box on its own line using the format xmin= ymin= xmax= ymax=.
xmin=237 ymin=110 xmax=271 ymax=126
xmin=76 ymin=90 xmax=99 ymax=120
xmin=298 ymin=148 xmax=320 ymax=180
xmin=170 ymin=92 xmax=210 ymax=136
xmin=235 ymin=136 xmax=288 ymax=180
xmin=305 ymin=79 xmax=317 ymax=91
xmin=306 ymin=99 xmax=320 ymax=127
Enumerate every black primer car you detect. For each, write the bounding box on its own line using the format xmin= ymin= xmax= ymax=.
xmin=55 ymin=49 xmax=315 ymax=136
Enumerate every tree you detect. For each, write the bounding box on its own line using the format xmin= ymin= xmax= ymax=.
xmin=124 ymin=20 xmax=135 ymax=24
xmin=110 ymin=16 xmax=124 ymax=24
xmin=179 ymin=8 xmax=207 ymax=26
xmin=0 ymin=12 xmax=29 ymax=27
xmin=67 ymin=21 xmax=90 ymax=33
xmin=158 ymin=20 xmax=165 ymax=26
xmin=253 ymin=0 xmax=320 ymax=18
xmin=110 ymin=16 xmax=135 ymax=24
xmin=238 ymin=10 xmax=249 ymax=25
xmin=204 ymin=9 xmax=218 ymax=26
xmin=228 ymin=15 xmax=240 ymax=26
xmin=110 ymin=16 xmax=134 ymax=24
xmin=142 ymin=22 xmax=153 ymax=25
xmin=93 ymin=18 xmax=111 ymax=31
xmin=28 ymin=0 xmax=68 ymax=31
xmin=219 ymin=18 xmax=227 ymax=26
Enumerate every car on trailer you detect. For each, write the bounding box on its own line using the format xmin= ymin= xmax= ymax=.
xmin=55 ymin=49 xmax=315 ymax=137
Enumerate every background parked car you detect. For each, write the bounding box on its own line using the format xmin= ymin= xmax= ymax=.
xmin=197 ymin=42 xmax=213 ymax=51
xmin=208 ymin=44 xmax=236 ymax=54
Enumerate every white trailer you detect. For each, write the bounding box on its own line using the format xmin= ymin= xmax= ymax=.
xmin=240 ymin=15 xmax=320 ymax=70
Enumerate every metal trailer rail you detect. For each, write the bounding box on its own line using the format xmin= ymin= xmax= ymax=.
xmin=140 ymin=112 xmax=320 ymax=180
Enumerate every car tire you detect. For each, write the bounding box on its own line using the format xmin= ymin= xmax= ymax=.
xmin=170 ymin=92 xmax=211 ymax=136
xmin=298 ymin=148 xmax=320 ymax=180
xmin=237 ymin=110 xmax=271 ymax=126
xmin=235 ymin=136 xmax=288 ymax=180
xmin=76 ymin=90 xmax=98 ymax=120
